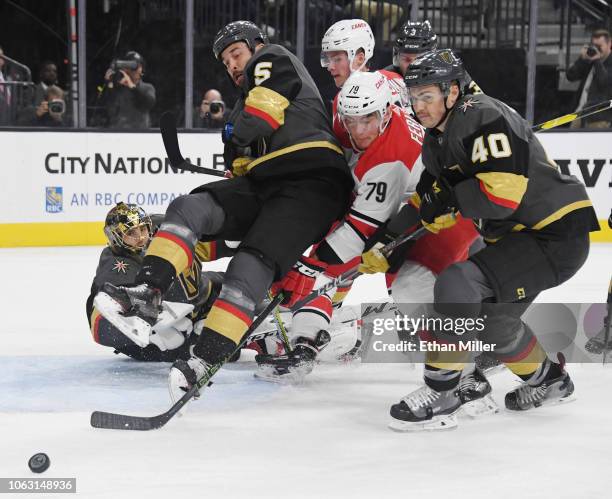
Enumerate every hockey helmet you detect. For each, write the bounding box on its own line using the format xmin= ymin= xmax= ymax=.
xmin=104 ymin=202 xmax=152 ymax=254
xmin=338 ymin=71 xmax=393 ymax=139
xmin=395 ymin=20 xmax=437 ymax=53
xmin=213 ymin=21 xmax=269 ymax=60
xmin=320 ymin=19 xmax=375 ymax=69
xmin=404 ymin=49 xmax=465 ymax=94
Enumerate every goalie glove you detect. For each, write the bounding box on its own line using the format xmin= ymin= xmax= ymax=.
xmin=274 ymin=256 xmax=328 ymax=308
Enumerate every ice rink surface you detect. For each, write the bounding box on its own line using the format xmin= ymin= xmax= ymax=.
xmin=1 ymin=244 xmax=611 ymax=498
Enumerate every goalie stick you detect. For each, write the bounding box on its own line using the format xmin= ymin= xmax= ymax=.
xmin=160 ymin=111 xmax=227 ymax=177
xmin=290 ymin=226 xmax=427 ymax=312
xmin=90 ymin=292 xmax=284 ymax=431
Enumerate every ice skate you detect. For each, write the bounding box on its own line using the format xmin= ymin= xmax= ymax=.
xmin=254 ymin=331 xmax=330 ymax=383
xmin=458 ymin=368 xmax=499 ymax=417
xmin=389 ymin=385 xmax=462 ymax=432
xmin=168 ymin=353 xmax=211 ymax=402
xmin=585 ymin=318 xmax=611 ymax=355
xmin=505 ymin=364 xmax=575 ymax=411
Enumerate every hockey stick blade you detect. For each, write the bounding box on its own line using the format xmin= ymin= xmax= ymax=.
xmin=90 ymin=384 xmax=197 ymax=431
xmin=90 ymin=293 xmax=284 ymax=430
xmin=160 ymin=111 xmax=226 ymax=177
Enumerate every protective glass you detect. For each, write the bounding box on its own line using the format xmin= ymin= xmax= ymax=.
xmin=341 ymin=112 xmax=382 ymax=133
xmin=320 ymin=51 xmax=347 ymax=68
xmin=408 ymin=88 xmax=445 ymax=107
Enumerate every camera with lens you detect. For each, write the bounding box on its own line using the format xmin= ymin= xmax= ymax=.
xmin=48 ymin=100 xmax=65 ymax=114
xmin=209 ymin=100 xmax=225 ymax=115
xmin=109 ymin=59 xmax=140 ymax=84
xmin=586 ymin=44 xmax=600 ymax=57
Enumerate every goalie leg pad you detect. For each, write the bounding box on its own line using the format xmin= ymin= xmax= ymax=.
xmin=93 ymin=292 xmax=152 ymax=348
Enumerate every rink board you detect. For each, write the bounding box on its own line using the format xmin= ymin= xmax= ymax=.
xmin=0 ymin=129 xmax=610 ymax=246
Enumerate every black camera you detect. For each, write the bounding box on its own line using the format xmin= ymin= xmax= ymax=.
xmin=48 ymin=100 xmax=65 ymax=114
xmin=209 ymin=100 xmax=225 ymax=114
xmin=586 ymin=44 xmax=600 ymax=57
xmin=109 ymin=59 xmax=140 ymax=84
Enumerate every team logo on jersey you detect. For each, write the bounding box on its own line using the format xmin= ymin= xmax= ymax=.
xmin=459 ymin=98 xmax=479 ymax=113
xmin=112 ymin=259 xmax=129 ymax=274
xmin=45 ymin=187 xmax=63 ymax=213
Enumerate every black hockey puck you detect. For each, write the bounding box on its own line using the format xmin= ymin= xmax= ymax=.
xmin=28 ymin=453 xmax=50 ymax=473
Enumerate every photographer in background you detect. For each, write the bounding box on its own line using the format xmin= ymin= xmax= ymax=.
xmin=100 ymin=50 xmax=156 ymax=129
xmin=194 ymin=88 xmax=230 ymax=129
xmin=32 ymin=61 xmax=59 ymax=108
xmin=17 ymin=85 xmax=66 ymax=127
xmin=567 ymin=29 xmax=612 ymax=128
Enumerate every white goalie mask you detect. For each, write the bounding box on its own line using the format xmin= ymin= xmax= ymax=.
xmin=320 ymin=19 xmax=375 ymax=71
xmin=337 ymin=71 xmax=393 ymax=150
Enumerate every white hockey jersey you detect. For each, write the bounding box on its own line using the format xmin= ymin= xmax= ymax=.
xmin=323 ymin=106 xmax=425 ymax=263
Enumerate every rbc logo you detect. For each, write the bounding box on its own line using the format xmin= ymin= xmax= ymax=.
xmin=46 ymin=187 xmax=63 ymax=213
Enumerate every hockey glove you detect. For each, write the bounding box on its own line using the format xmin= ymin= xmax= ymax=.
xmin=422 ymin=211 xmax=458 ymax=234
xmin=359 ymin=203 xmax=421 ymax=274
xmin=276 ymin=256 xmax=328 ymax=308
xmin=232 ymin=156 xmax=254 ymax=176
xmin=359 ymin=243 xmax=389 ymax=274
xmin=419 ymin=177 xmax=457 ymax=225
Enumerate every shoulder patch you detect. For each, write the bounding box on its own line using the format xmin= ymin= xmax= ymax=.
xmin=459 ymin=97 xmax=479 ymax=113
xmin=112 ymin=259 xmax=129 ymax=274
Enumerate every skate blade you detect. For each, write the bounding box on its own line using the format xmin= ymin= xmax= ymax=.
xmin=388 ymin=413 xmax=458 ymax=432
xmin=507 ymin=393 xmax=577 ymax=412
xmin=168 ymin=370 xmax=198 ymax=416
xmin=253 ymin=365 xmax=308 ymax=385
xmin=461 ymin=394 xmax=499 ymax=418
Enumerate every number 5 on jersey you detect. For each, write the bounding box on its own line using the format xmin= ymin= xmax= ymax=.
xmin=254 ymin=62 xmax=272 ymax=85
xmin=471 ymin=133 xmax=512 ymax=164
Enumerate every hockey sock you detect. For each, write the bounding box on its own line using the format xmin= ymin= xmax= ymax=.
xmin=519 ymin=357 xmax=563 ymax=385
xmin=138 ymin=223 xmax=197 ymax=292
xmin=499 ymin=336 xmax=548 ymax=380
xmin=193 ymin=295 xmax=254 ymax=364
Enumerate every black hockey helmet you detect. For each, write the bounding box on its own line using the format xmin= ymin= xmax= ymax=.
xmin=213 ymin=21 xmax=269 ymax=60
xmin=404 ymin=49 xmax=465 ymax=94
xmin=394 ymin=20 xmax=437 ymax=57
xmin=104 ymin=202 xmax=152 ymax=254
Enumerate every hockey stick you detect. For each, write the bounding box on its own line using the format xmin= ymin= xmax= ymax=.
xmin=268 ymin=290 xmax=292 ymax=353
xmin=603 ymin=276 xmax=612 ymax=365
xmin=532 ymin=99 xmax=612 ymax=132
xmin=90 ymin=292 xmax=284 ymax=431
xmin=160 ymin=111 xmax=227 ymax=177
xmin=290 ymin=226 xmax=427 ymax=312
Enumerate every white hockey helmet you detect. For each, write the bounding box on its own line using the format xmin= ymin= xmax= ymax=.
xmin=320 ymin=19 xmax=375 ymax=70
xmin=338 ymin=71 xmax=393 ymax=118
xmin=338 ymin=71 xmax=394 ymax=144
